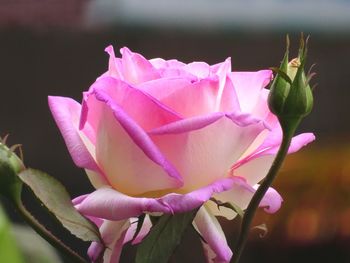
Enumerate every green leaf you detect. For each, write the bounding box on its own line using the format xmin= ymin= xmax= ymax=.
xmin=18 ymin=168 xmax=101 ymax=243
xmin=0 ymin=204 xmax=24 ymax=263
xmin=135 ymin=209 xmax=198 ymax=263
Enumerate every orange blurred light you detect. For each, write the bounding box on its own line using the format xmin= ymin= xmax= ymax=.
xmin=287 ymin=209 xmax=320 ymax=243
xmin=338 ymin=208 xmax=350 ymax=237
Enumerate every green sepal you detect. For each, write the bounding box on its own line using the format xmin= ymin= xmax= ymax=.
xmin=283 ymin=52 xmax=314 ymax=119
xmin=268 ymin=36 xmax=290 ymax=116
xmin=210 ymin=197 xmax=244 ymax=218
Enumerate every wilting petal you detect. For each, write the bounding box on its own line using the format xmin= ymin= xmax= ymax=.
xmin=48 ymin=96 xmax=100 ymax=172
xmin=193 ymin=206 xmax=232 ymax=263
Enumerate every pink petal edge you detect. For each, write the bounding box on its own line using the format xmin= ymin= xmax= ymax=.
xmin=75 ymin=178 xmax=238 ymax=221
xmin=48 ymin=96 xmax=100 ymax=172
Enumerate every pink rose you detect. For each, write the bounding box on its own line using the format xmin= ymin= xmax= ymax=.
xmin=49 ymin=46 xmax=315 ymax=263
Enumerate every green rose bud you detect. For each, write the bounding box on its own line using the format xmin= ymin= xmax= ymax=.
xmin=268 ymin=35 xmax=314 ymax=130
xmin=0 ymin=141 xmax=24 ymax=203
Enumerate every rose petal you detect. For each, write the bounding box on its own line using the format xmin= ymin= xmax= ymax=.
xmin=87 ymin=241 xmax=104 ymax=262
xmin=212 ymin=57 xmax=240 ymax=113
xmin=193 ymin=205 xmax=232 ymax=263
xmin=255 ymin=186 xmax=283 ymax=213
xmin=149 ymin=112 xmax=224 ymax=135
xmin=72 ymin=194 xmax=88 ymax=206
xmin=249 ymin=88 xmax=274 ymax=121
xmin=124 ymin=215 xmax=152 ymax=245
xmin=218 ymin=74 xmax=241 ymax=113
xmin=148 ymin=57 xmax=168 ymax=69
xmin=88 ymin=219 xmax=130 ymax=263
xmin=82 ymin=76 xmax=182 ymax=132
xmin=146 ymin=58 xmax=240 ymax=114
xmin=184 ymin=61 xmax=211 ymax=78
xmin=75 ymin=187 xmax=171 ymax=220
xmin=138 ymin=77 xmax=220 ymax=118
xmin=157 ymin=178 xmax=236 ymax=213
xmin=72 ymin=195 xmax=104 ymax=227
xmin=140 ymin=57 xmax=240 ymax=116
xmin=149 ymin=113 xmax=266 ymax=192
xmin=119 ymin=47 xmax=161 ymax=84
xmin=207 ymin=177 xmax=283 ymax=220
xmin=230 ymin=70 xmax=272 ymax=114
xmin=76 ymin=178 xmax=238 ymax=220
xmin=48 ymin=96 xmax=100 ymax=172
xmin=85 ymin=169 xmax=109 ymax=189
xmin=104 ymin=45 xmax=124 ymax=80
xmin=148 ymin=58 xmax=197 ymax=80
xmin=88 ymin=86 xmax=183 ymax=194
xmin=233 ymin=131 xmax=315 ymax=185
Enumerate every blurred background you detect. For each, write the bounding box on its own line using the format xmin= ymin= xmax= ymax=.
xmin=0 ymin=0 xmax=350 ymax=262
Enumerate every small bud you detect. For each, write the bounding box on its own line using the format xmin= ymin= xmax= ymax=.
xmin=268 ymin=35 xmax=314 ymax=127
xmin=0 ymin=142 xmax=24 ymax=203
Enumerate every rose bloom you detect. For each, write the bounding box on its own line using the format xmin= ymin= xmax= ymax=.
xmin=49 ymin=46 xmax=314 ymax=263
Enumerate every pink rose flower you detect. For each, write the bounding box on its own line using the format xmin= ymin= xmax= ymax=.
xmin=49 ymin=46 xmax=315 ymax=263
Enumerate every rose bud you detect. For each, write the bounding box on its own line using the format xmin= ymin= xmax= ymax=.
xmin=268 ymin=36 xmax=314 ymax=127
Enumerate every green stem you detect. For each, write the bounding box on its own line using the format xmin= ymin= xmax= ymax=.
xmin=232 ymin=120 xmax=299 ymax=263
xmin=15 ymin=201 xmax=87 ymax=263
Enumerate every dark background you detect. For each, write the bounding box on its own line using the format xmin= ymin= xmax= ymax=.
xmin=1 ymin=1 xmax=350 ymax=262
